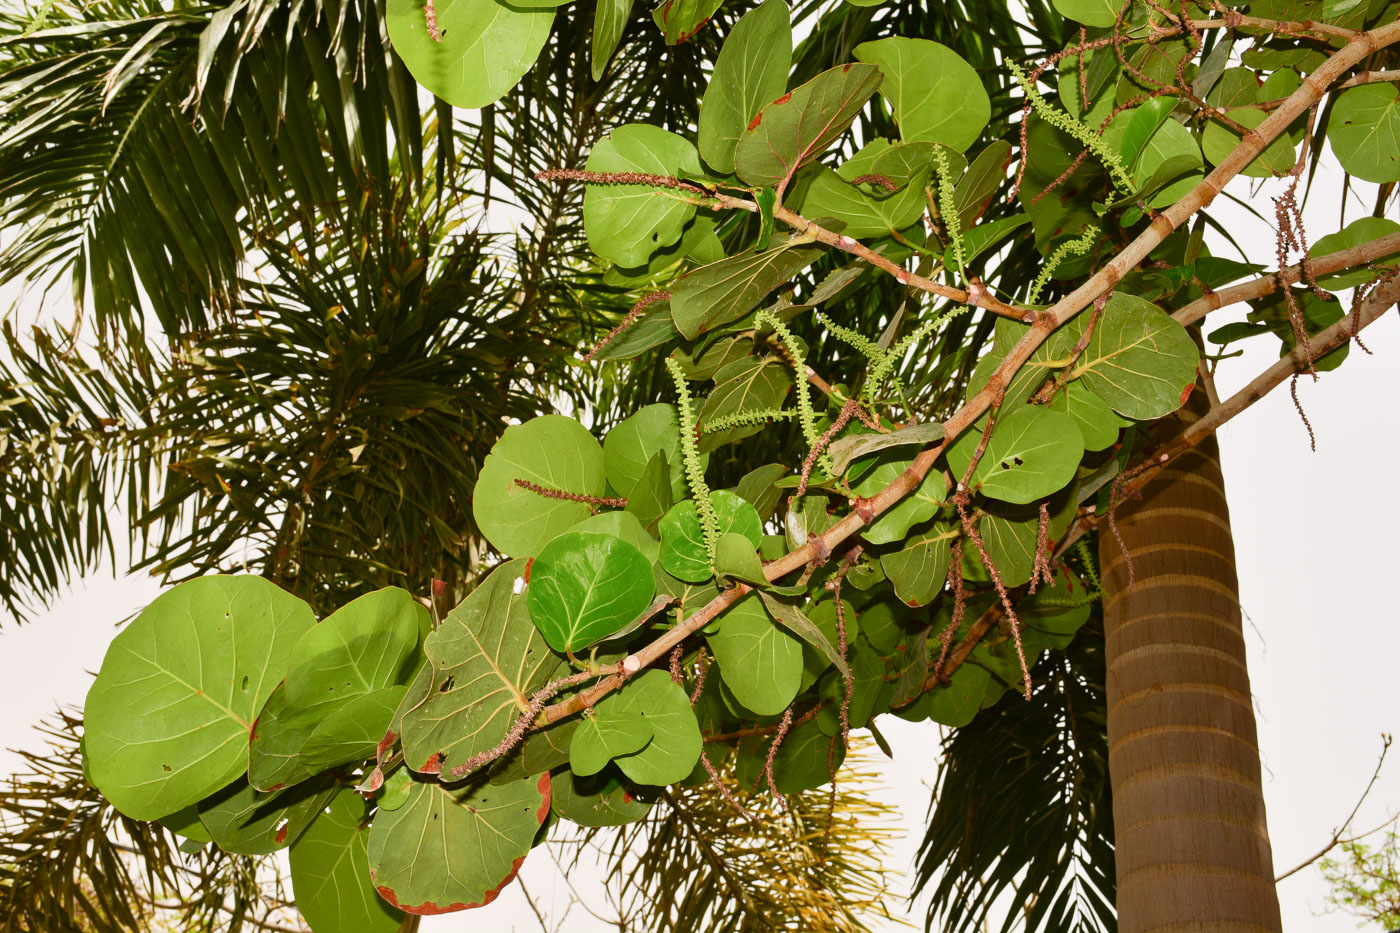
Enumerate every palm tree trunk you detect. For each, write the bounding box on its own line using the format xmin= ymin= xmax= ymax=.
xmin=1099 ymin=413 xmax=1282 ymax=931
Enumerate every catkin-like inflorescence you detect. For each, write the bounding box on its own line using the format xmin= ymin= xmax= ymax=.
xmin=665 ymin=357 xmax=721 ymax=564
xmin=1007 ymin=61 xmax=1134 ymax=196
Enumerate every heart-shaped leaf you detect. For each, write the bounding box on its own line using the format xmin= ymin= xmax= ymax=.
xmin=385 ymin=0 xmax=553 ymax=110
xmin=584 ymin=125 xmax=704 ymax=267
xmin=527 ymin=532 xmax=656 ymax=653
xmin=853 ymin=39 xmax=989 ymax=152
xmin=84 ymin=576 xmax=315 ymax=820
xmin=734 ymin=64 xmax=883 ymax=188
xmin=473 ymin=415 xmax=606 ymax=558
xmin=698 ymin=0 xmax=793 ymax=173
xmin=367 ymin=772 xmax=550 ymax=914
xmin=291 ymin=787 xmax=405 ymax=933
xmin=399 ymin=561 xmax=565 ymax=778
xmin=659 ymin=490 xmax=764 ymax=582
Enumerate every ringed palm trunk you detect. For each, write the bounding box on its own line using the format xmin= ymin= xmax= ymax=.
xmin=1098 ymin=402 xmax=1283 ymax=932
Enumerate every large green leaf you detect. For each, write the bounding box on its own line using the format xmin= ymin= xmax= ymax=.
xmin=283 ymin=588 xmax=424 ymax=712
xmin=583 ymin=125 xmax=704 ymax=267
xmin=850 ymin=453 xmax=946 ymax=545
xmin=399 ymin=561 xmax=566 ymax=778
xmin=659 ymin=490 xmax=764 ymax=582
xmin=604 ymin=670 xmax=703 ymax=785
xmin=571 ymin=708 xmax=653 ymax=777
xmin=1050 ymin=0 xmax=1117 ymax=27
xmin=385 ymin=0 xmax=553 ymax=109
xmin=652 ymin=0 xmax=725 ymax=43
xmin=883 ymin=523 xmax=957 ymax=607
xmin=772 ymin=719 xmax=843 ymax=792
xmin=604 ymin=403 xmax=690 ymax=502
xmin=1309 ymin=216 xmax=1400 ymax=288
xmin=301 ymin=686 xmax=409 ymax=772
xmin=670 ymin=241 xmax=824 ymax=339
xmin=795 ymin=165 xmax=929 ymax=237
xmin=698 ymin=0 xmax=793 ymax=173
xmin=591 ymin=0 xmax=637 ymax=81
xmin=1201 ymin=107 xmax=1297 ymax=178
xmin=853 ymin=38 xmax=989 ymax=152
xmin=527 ymin=531 xmax=656 ymax=652
xmin=974 ymin=406 xmax=1084 ymax=505
xmin=698 ymin=357 xmax=795 ymax=452
xmin=248 ymin=684 xmax=321 ymax=793
xmin=367 ymin=772 xmax=550 ymax=914
xmin=196 ymin=776 xmax=336 ymax=856
xmin=1048 ymin=383 xmax=1124 ymax=452
xmin=552 ymin=770 xmax=654 ymax=826
xmin=924 ymin=662 xmax=990 ymax=727
xmin=1072 ymin=294 xmax=1200 ymax=420
xmin=291 ymin=787 xmax=405 ymax=933
xmin=734 ymin=64 xmax=883 ymax=188
xmin=473 ymin=416 xmax=606 ymax=558
xmin=84 ymin=576 xmax=315 ymax=820
xmin=706 ymin=594 xmax=803 ymax=716
xmin=1327 ymin=84 xmax=1400 ymax=182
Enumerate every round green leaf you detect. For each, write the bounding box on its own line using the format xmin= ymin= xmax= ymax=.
xmin=772 ymin=718 xmax=844 ymax=793
xmin=924 ymin=662 xmax=990 ymax=727
xmin=1050 ymin=0 xmax=1117 ymax=26
xmin=1071 ymin=293 xmax=1200 ymax=420
xmin=527 ymin=531 xmax=656 ymax=652
xmin=573 ymin=510 xmax=660 ymax=563
xmin=974 ymin=406 xmax=1084 ymax=505
xmin=883 ymin=523 xmax=957 ymax=607
xmin=248 ymin=683 xmax=320 ymax=793
xmin=583 ymin=125 xmax=704 ymax=267
xmin=852 ymin=38 xmax=989 ymax=152
xmin=84 ymin=576 xmax=316 ymax=820
xmin=473 ymin=415 xmax=606 ymax=558
xmin=605 ymin=670 xmax=703 ymax=786
xmin=1328 ymin=84 xmax=1400 ymax=183
xmin=1048 ymin=383 xmax=1124 ymax=452
xmin=301 ymin=685 xmax=409 ymax=772
xmin=377 ymin=767 xmax=413 ymax=812
xmin=1201 ymin=107 xmax=1297 ymax=178
xmin=850 ymin=453 xmax=945 ymax=545
xmin=367 ymin=772 xmax=550 ymax=914
xmin=603 ymin=403 xmax=689 ymax=502
xmin=283 ymin=587 xmax=425 ymax=713
xmin=706 ymin=594 xmax=802 ymax=716
xmin=399 ymin=561 xmax=566 ymax=779
xmin=658 ymin=490 xmax=763 ymax=582
xmin=385 ymin=0 xmax=553 ymax=110
xmin=552 ymin=770 xmax=653 ymax=826
xmin=698 ymin=0 xmax=793 ymax=173
xmin=570 ymin=708 xmax=652 ymax=777
xmin=291 ymin=787 xmax=405 ymax=933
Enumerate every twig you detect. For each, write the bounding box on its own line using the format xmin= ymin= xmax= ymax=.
xmin=1276 ymin=734 xmax=1395 ymax=882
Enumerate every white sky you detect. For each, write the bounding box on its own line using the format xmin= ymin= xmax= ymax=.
xmin=2 ymin=70 xmax=1398 ymax=933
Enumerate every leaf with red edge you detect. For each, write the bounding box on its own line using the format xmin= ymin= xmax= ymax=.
xmin=366 ymin=772 xmax=550 ymax=915
xmin=734 ymin=64 xmax=883 ymax=189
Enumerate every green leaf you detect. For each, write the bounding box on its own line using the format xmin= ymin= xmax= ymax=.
xmin=593 ymin=297 xmax=678 ymax=360
xmin=772 ymin=719 xmax=843 ymax=792
xmin=367 ymin=772 xmax=550 ymax=914
xmin=736 ymin=463 xmax=789 ymax=518
xmin=291 ymin=787 xmax=405 ymax=933
xmin=924 ymin=662 xmax=990 ymax=727
xmin=883 ymin=523 xmax=957 ymax=607
xmin=853 ymin=39 xmax=988 ymax=152
xmin=756 ymin=187 xmax=778 ymax=248
xmin=757 ymin=591 xmax=848 ymax=679
xmin=671 ymin=241 xmax=824 ymax=339
xmin=604 ymin=403 xmax=690 ymax=502
xmin=197 ymin=775 xmax=335 ymax=856
xmin=1051 ymin=0 xmax=1118 ymax=25
xmin=552 ymin=770 xmax=654 ymax=826
xmin=385 ymin=0 xmax=553 ymax=109
xmin=698 ymin=357 xmax=795 ymax=452
xmin=699 ymin=0 xmax=792 ymax=173
xmin=974 ymin=406 xmax=1084 ymax=505
xmin=715 ymin=531 xmax=769 ymax=585
xmin=955 ymin=141 xmax=1014 ymax=227
xmin=591 ymin=0 xmax=636 ymax=81
xmin=795 ymin=165 xmax=929 ymax=238
xmin=949 ymin=215 xmax=1030 ymax=272
xmin=829 ymin=421 xmax=945 ymax=475
xmin=1309 ymin=216 xmax=1400 ymax=288
xmin=377 ymin=768 xmax=413 ymax=812
xmin=734 ymin=64 xmax=884 ymax=188
xmin=603 ymin=670 xmax=703 ymax=785
xmin=490 ymin=721 xmax=579 ymax=786
xmin=399 ymin=561 xmax=566 ymax=778
xmin=652 ymin=0 xmax=724 ymax=44
xmin=573 ymin=510 xmax=661 ymax=563
xmin=1328 ymin=84 xmax=1400 ymax=182
xmin=1048 ymin=383 xmax=1123 ymax=452
xmin=301 ymin=686 xmax=408 ymax=772
xmin=658 ymin=490 xmax=764 ymax=582
xmin=706 ymin=593 xmax=803 ymax=716
xmin=624 ymin=451 xmax=674 ymax=528
xmin=157 ymin=805 xmax=211 ymax=844
xmin=583 ymin=125 xmax=704 ymax=267
xmin=473 ymin=415 xmax=606 ymax=558
xmin=283 ymin=588 xmax=425 ymax=713
xmin=1201 ymin=107 xmax=1297 ymax=178
xmin=571 ymin=709 xmax=653 ymax=777
xmin=84 ymin=576 xmax=315 ymax=820
xmin=850 ymin=452 xmax=946 ymax=545
xmin=1071 ymin=293 xmax=1200 ymax=420
xmin=974 ymin=490 xmax=1076 ymax=587
xmin=248 ymin=684 xmax=320 ymax=793
xmin=527 ymin=531 xmax=656 ymax=652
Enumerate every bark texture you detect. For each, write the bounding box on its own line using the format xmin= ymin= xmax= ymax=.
xmin=1100 ymin=423 xmax=1282 ymax=932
